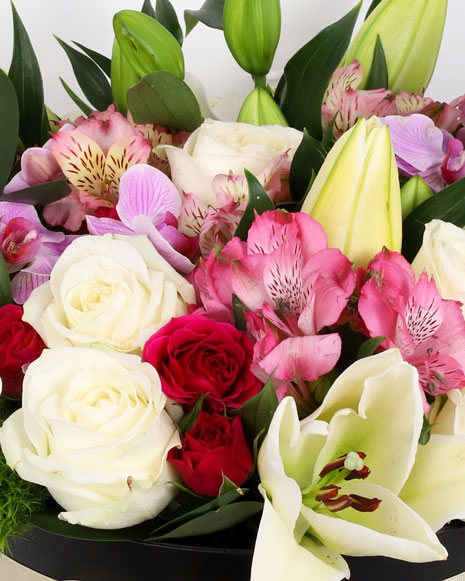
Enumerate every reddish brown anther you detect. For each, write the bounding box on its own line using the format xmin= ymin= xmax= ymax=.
xmin=349 ymin=493 xmax=382 ymax=512
xmin=345 ymin=464 xmax=371 ymax=481
xmin=322 ymin=495 xmax=352 ymax=512
xmin=315 ymin=484 xmax=341 ymax=502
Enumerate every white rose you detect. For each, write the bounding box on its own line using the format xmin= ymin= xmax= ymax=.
xmin=412 ymin=219 xmax=465 ymax=316
xmin=0 ymin=347 xmax=180 ymax=529
xmin=23 ymin=234 xmax=195 ymax=353
xmin=160 ymin=119 xmax=303 ymax=206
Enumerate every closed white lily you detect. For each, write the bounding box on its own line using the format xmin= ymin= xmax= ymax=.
xmin=252 ymin=350 xmax=447 ymax=581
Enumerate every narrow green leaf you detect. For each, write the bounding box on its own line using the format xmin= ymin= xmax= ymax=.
xmin=234 ymin=170 xmax=274 ymax=241
xmin=321 ymin=112 xmax=337 ymax=150
xmin=30 ymin=508 xmax=154 ymax=540
xmin=402 ymin=177 xmax=465 ymax=262
xmin=150 ymin=501 xmax=263 ymax=539
xmin=184 ymin=0 xmax=225 ymax=36
xmin=59 ymin=78 xmax=93 ymax=116
xmin=277 ymin=2 xmax=362 ymax=139
xmin=141 ymin=0 xmax=157 ymax=19
xmin=156 ymin=0 xmax=183 ymax=46
xmin=0 ymin=253 xmax=13 ymax=307
xmin=236 ymin=376 xmax=278 ymax=442
xmin=0 ymin=70 xmax=19 ymax=192
xmin=232 ymin=294 xmax=247 ymax=332
xmin=8 ymin=2 xmax=48 ymax=147
xmin=127 ymin=71 xmax=203 ymax=131
xmin=289 ymin=129 xmax=327 ymax=202
xmin=357 ymin=336 xmax=385 ymax=360
xmin=365 ymin=0 xmax=383 ymax=20
xmin=111 ymin=40 xmax=140 ymax=116
xmin=55 ymin=36 xmax=113 ymax=111
xmin=365 ymin=35 xmax=388 ymax=90
xmin=0 ymin=180 xmax=70 ymax=206
xmin=72 ymin=42 xmax=112 ymax=78
xmin=177 ymin=393 xmax=207 ymax=435
xmin=419 ymin=415 xmax=435 ymax=446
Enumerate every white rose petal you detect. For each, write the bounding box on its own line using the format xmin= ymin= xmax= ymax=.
xmin=0 ymin=347 xmax=181 ymax=529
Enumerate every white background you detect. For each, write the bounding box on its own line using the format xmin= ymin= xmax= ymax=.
xmin=0 ymin=0 xmax=464 ymax=117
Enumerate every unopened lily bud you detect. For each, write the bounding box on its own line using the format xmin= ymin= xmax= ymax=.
xmin=401 ymin=175 xmax=433 ymax=220
xmin=111 ymin=40 xmax=140 ymax=115
xmin=223 ymin=0 xmax=281 ymax=76
xmin=113 ymin=10 xmax=184 ymax=80
xmin=343 ymin=0 xmax=447 ymax=93
xmin=237 ymin=88 xmax=288 ymax=126
xmin=301 ymin=116 xmax=402 ymax=268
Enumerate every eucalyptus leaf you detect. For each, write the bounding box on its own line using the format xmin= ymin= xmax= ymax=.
xmin=234 ymin=170 xmax=274 ymax=241
xmin=0 ymin=254 xmax=13 ymax=307
xmin=365 ymin=35 xmax=388 ymax=89
xmin=0 ymin=70 xmax=19 ymax=192
xmin=72 ymin=42 xmax=112 ymax=78
xmin=289 ymin=129 xmax=326 ymax=201
xmin=357 ymin=336 xmax=386 ymax=360
xmin=402 ymin=177 xmax=465 ymax=262
xmin=277 ymin=2 xmax=362 ymax=139
xmin=55 ymin=36 xmax=113 ymax=111
xmin=156 ymin=0 xmax=183 ymax=46
xmin=184 ymin=0 xmax=225 ymax=36
xmin=0 ymin=180 xmax=70 ymax=206
xmin=149 ymin=501 xmax=262 ymax=540
xmin=127 ymin=71 xmax=203 ymax=131
xmin=59 ymin=78 xmax=93 ymax=117
xmin=30 ymin=508 xmax=154 ymax=541
xmin=8 ymin=2 xmax=48 ymax=147
xmin=236 ymin=377 xmax=278 ymax=443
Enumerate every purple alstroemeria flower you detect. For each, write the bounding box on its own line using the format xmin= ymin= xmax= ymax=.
xmin=381 ymin=114 xmax=465 ymax=192
xmin=0 ymin=202 xmax=76 ymax=303
xmin=86 ymin=164 xmax=195 ymax=273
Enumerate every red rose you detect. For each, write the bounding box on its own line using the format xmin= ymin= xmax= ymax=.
xmin=143 ymin=314 xmax=262 ymax=412
xmin=0 ymin=304 xmax=46 ymax=397
xmin=168 ymin=412 xmax=253 ymax=496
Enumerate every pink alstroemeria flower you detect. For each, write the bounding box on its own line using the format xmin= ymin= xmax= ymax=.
xmin=381 ymin=114 xmax=465 ymax=192
xmin=86 ymin=164 xmax=195 ymax=273
xmin=0 ymin=202 xmax=75 ymax=303
xmin=229 ymin=210 xmax=356 ymax=399
xmin=358 ymin=249 xmax=465 ymax=408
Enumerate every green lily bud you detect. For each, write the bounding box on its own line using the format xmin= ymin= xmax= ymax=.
xmin=343 ymin=0 xmax=447 ymax=93
xmin=113 ymin=10 xmax=184 ymax=80
xmin=223 ymin=0 xmax=281 ymax=76
xmin=237 ymin=88 xmax=288 ymax=126
xmin=110 ymin=40 xmax=140 ymax=115
xmin=301 ymin=116 xmax=402 ymax=268
xmin=400 ymin=175 xmax=433 ymax=220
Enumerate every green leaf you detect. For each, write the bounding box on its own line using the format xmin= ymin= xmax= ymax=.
xmin=234 ymin=170 xmax=274 ymax=241
xmin=150 ymin=501 xmax=263 ymax=539
xmin=141 ymin=0 xmax=157 ymax=19
xmin=30 ymin=508 xmax=154 ymax=541
xmin=357 ymin=336 xmax=385 ymax=360
xmin=236 ymin=376 xmax=278 ymax=443
xmin=0 ymin=180 xmax=70 ymax=206
xmin=150 ymin=488 xmax=246 ymax=538
xmin=232 ymin=294 xmax=247 ymax=332
xmin=0 ymin=253 xmax=13 ymax=307
xmin=177 ymin=394 xmax=206 ymax=435
xmin=365 ymin=0 xmax=383 ymax=19
xmin=111 ymin=40 xmax=140 ymax=116
xmin=8 ymin=2 xmax=48 ymax=147
xmin=365 ymin=34 xmax=388 ymax=90
xmin=321 ymin=112 xmax=337 ymax=150
xmin=419 ymin=415 xmax=435 ymax=446
xmin=289 ymin=129 xmax=327 ymax=202
xmin=184 ymin=0 xmax=225 ymax=36
xmin=156 ymin=0 xmax=183 ymax=46
xmin=219 ymin=474 xmax=243 ymax=496
xmin=59 ymin=78 xmax=93 ymax=116
xmin=276 ymin=2 xmax=362 ymax=139
xmin=55 ymin=36 xmax=113 ymax=111
xmin=402 ymin=177 xmax=465 ymax=262
xmin=72 ymin=42 xmax=112 ymax=78
xmin=0 ymin=70 xmax=19 ymax=192
xmin=127 ymin=71 xmax=203 ymax=131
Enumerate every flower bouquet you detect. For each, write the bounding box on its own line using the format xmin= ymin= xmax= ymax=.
xmin=2 ymin=0 xmax=465 ymax=580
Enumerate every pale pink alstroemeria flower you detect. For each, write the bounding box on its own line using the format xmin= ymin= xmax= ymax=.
xmin=359 ymin=248 xmax=465 ymax=408
xmin=0 ymin=202 xmax=75 ymax=303
xmin=86 ymin=164 xmax=195 ymax=273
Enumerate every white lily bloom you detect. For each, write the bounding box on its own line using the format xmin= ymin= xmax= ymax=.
xmin=252 ymin=350 xmax=447 ymax=581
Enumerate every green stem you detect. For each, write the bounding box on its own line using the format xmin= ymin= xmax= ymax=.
xmin=253 ymin=74 xmax=267 ymax=89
